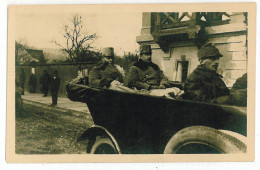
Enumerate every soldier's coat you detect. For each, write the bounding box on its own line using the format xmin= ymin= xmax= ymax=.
xmin=89 ymin=61 xmax=123 ymax=88
xmin=125 ymin=60 xmax=169 ymax=90
xmin=184 ymin=65 xmax=230 ymax=103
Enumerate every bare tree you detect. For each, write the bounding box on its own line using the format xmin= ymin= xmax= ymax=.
xmin=15 ymin=39 xmax=28 ymax=65
xmin=54 ymin=14 xmax=97 ymax=62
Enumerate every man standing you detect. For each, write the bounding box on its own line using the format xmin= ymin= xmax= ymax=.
xmin=89 ymin=47 xmax=123 ymax=88
xmin=40 ymin=70 xmax=51 ymax=97
xmin=28 ymin=73 xmax=37 ymax=93
xmin=125 ymin=45 xmax=170 ymax=90
xmin=184 ymin=43 xmax=243 ymax=105
xmin=50 ymin=70 xmax=60 ymax=106
xmin=19 ymin=68 xmax=26 ymax=95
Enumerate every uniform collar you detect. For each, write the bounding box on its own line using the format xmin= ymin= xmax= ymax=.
xmin=195 ymin=65 xmax=223 ymax=78
xmin=134 ymin=60 xmax=159 ymax=70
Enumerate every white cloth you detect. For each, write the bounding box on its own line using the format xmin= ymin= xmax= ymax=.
xmin=150 ymin=87 xmax=184 ymax=99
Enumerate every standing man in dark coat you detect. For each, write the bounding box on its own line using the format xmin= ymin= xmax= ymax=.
xmin=184 ymin=43 xmax=243 ymax=105
xmin=40 ymin=70 xmax=51 ymax=97
xmin=125 ymin=45 xmax=170 ymax=90
xmin=50 ymin=70 xmax=60 ymax=106
xmin=19 ymin=68 xmax=26 ymax=95
xmin=89 ymin=47 xmax=124 ymax=88
xmin=28 ymin=73 xmax=37 ymax=93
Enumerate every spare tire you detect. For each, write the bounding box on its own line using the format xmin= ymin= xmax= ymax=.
xmin=164 ymin=126 xmax=247 ymax=154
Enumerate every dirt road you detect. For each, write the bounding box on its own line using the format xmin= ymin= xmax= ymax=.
xmin=15 ymin=107 xmax=93 ymax=154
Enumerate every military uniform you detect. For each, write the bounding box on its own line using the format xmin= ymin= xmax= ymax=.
xmin=231 ymin=73 xmax=247 ymax=106
xmin=183 ymin=43 xmax=234 ymax=104
xmin=184 ymin=65 xmax=230 ymax=103
xmin=231 ymin=73 xmax=247 ymax=91
xmin=125 ymin=60 xmax=169 ymax=90
xmin=89 ymin=47 xmax=123 ymax=88
xmin=89 ymin=61 xmax=123 ymax=88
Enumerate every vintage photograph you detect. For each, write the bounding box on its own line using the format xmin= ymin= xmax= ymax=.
xmin=7 ymin=3 xmax=255 ymax=162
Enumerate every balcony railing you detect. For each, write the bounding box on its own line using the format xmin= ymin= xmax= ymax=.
xmin=151 ymin=12 xmax=231 ymax=51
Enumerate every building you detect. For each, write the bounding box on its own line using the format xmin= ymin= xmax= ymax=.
xmin=136 ymin=12 xmax=247 ymax=87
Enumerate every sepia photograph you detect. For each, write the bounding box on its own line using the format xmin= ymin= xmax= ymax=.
xmin=6 ymin=3 xmax=256 ymax=163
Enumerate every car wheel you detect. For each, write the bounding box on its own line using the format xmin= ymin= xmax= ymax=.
xmin=89 ymin=136 xmax=118 ymax=154
xmin=164 ymin=126 xmax=247 ymax=154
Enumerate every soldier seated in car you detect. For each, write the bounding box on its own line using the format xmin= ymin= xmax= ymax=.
xmin=89 ymin=47 xmax=124 ymax=88
xmin=125 ymin=45 xmax=183 ymax=97
xmin=184 ymin=43 xmax=245 ymax=105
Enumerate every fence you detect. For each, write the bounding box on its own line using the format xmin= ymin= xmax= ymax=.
xmin=16 ymin=63 xmax=95 ymax=97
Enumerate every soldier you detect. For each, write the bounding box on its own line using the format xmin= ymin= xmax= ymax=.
xmin=40 ymin=70 xmax=51 ymax=97
xmin=89 ymin=47 xmax=123 ymax=88
xmin=231 ymin=73 xmax=247 ymax=106
xmin=50 ymin=70 xmax=60 ymax=106
xmin=125 ymin=45 xmax=170 ymax=90
xmin=184 ymin=43 xmax=243 ymax=105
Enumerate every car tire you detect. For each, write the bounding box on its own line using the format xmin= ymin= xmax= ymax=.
xmin=89 ymin=136 xmax=118 ymax=154
xmin=164 ymin=126 xmax=247 ymax=154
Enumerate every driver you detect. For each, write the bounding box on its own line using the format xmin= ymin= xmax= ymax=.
xmin=184 ymin=43 xmax=244 ymax=105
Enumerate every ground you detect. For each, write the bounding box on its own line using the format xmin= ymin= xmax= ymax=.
xmin=15 ymin=109 xmax=93 ymax=154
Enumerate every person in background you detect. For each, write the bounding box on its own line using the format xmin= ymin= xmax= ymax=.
xmin=28 ymin=73 xmax=37 ymax=93
xmin=89 ymin=47 xmax=124 ymax=88
xmin=231 ymin=73 xmax=247 ymax=106
xmin=19 ymin=68 xmax=26 ymax=95
xmin=50 ymin=70 xmax=60 ymax=106
xmin=40 ymin=70 xmax=51 ymax=97
xmin=184 ymin=43 xmax=244 ymax=105
xmin=15 ymin=80 xmax=24 ymax=117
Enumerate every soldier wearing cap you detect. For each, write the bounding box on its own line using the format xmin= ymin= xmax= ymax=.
xmin=89 ymin=47 xmax=123 ymax=88
xmin=184 ymin=43 xmax=243 ymax=105
xmin=125 ymin=45 xmax=170 ymax=90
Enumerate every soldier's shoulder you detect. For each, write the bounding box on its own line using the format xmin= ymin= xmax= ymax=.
xmin=129 ymin=64 xmax=141 ymax=72
xmin=92 ymin=61 xmax=106 ymax=70
xmin=186 ymin=67 xmax=202 ymax=80
xmin=149 ymin=62 xmax=160 ymax=70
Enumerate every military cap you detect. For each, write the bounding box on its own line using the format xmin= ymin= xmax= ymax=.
xmin=102 ymin=47 xmax=114 ymax=57
xmin=197 ymin=43 xmax=223 ymax=60
xmin=140 ymin=45 xmax=152 ymax=55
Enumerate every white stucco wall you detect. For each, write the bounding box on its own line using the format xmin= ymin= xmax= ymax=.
xmin=152 ymin=45 xmax=199 ymax=81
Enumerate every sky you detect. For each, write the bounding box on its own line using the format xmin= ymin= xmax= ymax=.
xmin=15 ymin=11 xmax=142 ymax=56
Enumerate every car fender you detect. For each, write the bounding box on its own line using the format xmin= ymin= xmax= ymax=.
xmin=77 ymin=124 xmax=121 ymax=153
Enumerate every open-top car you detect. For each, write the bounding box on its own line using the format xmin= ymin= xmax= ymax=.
xmin=66 ymin=76 xmax=247 ymax=154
